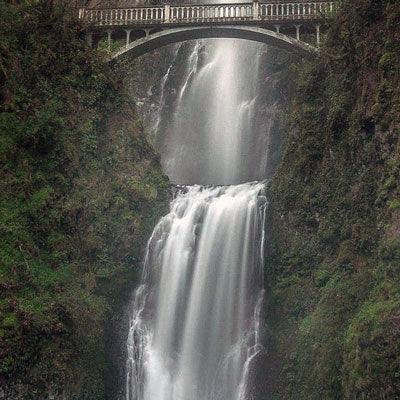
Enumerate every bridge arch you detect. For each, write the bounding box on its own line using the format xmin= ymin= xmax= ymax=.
xmin=110 ymin=25 xmax=318 ymax=61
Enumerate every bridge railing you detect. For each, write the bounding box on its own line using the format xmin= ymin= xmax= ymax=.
xmin=259 ymin=2 xmax=333 ymax=19
xmin=170 ymin=3 xmax=253 ymax=23
xmin=80 ymin=7 xmax=165 ymax=26
xmin=79 ymin=1 xmax=334 ymax=26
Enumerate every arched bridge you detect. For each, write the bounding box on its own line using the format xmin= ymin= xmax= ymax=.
xmin=79 ymin=1 xmax=335 ymax=60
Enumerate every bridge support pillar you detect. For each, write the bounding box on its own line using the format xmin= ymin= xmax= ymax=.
xmin=125 ymin=29 xmax=132 ymax=48
xmin=144 ymin=29 xmax=151 ymax=37
xmin=295 ymin=24 xmax=301 ymax=40
xmin=315 ymin=24 xmax=321 ymax=45
xmin=165 ymin=4 xmax=170 ymax=22
xmin=274 ymin=25 xmax=280 ymax=34
xmin=252 ymin=0 xmax=259 ymax=20
xmin=85 ymin=32 xmax=93 ymax=47
xmin=107 ymin=29 xmax=113 ymax=51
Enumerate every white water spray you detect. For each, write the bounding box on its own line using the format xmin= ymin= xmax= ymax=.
xmin=126 ymin=183 xmax=267 ymax=400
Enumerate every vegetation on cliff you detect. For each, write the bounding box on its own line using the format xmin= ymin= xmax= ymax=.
xmin=265 ymin=0 xmax=400 ymax=398
xmin=0 ymin=1 xmax=169 ymax=398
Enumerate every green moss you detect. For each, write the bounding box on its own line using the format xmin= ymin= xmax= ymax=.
xmin=0 ymin=0 xmax=170 ymax=398
xmin=388 ymin=199 xmax=400 ymax=211
xmin=2 ymin=313 xmax=20 ymax=330
xmin=379 ymin=51 xmax=395 ymax=67
xmin=265 ymin=0 xmax=400 ymax=398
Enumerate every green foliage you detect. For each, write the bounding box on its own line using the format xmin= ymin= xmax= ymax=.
xmin=265 ymin=0 xmax=400 ymax=399
xmin=0 ymin=0 xmax=169 ymax=398
xmin=1 ymin=313 xmax=19 ymax=330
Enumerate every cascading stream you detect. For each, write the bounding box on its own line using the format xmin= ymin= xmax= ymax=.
xmin=127 ymin=183 xmax=267 ymax=400
xmin=126 ymin=2 xmax=278 ymax=397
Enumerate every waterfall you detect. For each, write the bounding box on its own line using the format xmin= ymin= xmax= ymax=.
xmin=157 ymin=40 xmax=268 ymax=185
xmin=126 ymin=183 xmax=267 ymax=400
xmin=125 ymin=3 xmax=283 ymax=396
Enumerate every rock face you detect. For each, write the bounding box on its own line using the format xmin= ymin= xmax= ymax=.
xmin=264 ymin=0 xmax=400 ymax=398
xmin=0 ymin=2 xmax=169 ymax=399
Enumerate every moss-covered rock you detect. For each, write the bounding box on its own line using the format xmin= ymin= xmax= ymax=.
xmin=265 ymin=0 xmax=400 ymax=398
xmin=0 ymin=1 xmax=169 ymax=398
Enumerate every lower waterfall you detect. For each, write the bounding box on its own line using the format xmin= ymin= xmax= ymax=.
xmin=126 ymin=182 xmax=267 ymax=400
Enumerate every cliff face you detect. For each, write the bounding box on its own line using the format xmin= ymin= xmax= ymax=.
xmin=265 ymin=0 xmax=400 ymax=398
xmin=0 ymin=1 xmax=169 ymax=398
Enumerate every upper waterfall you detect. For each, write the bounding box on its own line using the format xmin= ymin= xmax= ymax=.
xmin=152 ymin=39 xmax=276 ymax=186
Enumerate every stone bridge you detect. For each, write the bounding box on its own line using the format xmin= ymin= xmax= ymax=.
xmin=79 ymin=1 xmax=335 ymax=59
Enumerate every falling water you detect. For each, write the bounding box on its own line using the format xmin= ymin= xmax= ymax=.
xmin=153 ymin=43 xmax=183 ymax=135
xmin=125 ymin=2 xmax=282 ymax=397
xmin=126 ymin=183 xmax=267 ymax=400
xmin=158 ymin=40 xmax=267 ymax=185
